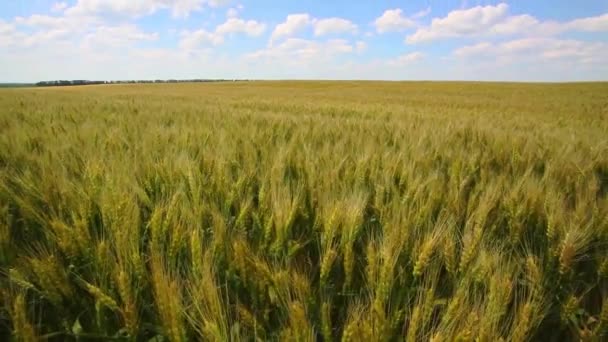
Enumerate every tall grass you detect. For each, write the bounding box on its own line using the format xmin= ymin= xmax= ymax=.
xmin=0 ymin=81 xmax=607 ymax=340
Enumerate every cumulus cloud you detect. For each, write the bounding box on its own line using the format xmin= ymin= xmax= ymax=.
xmin=3 ymin=0 xmax=608 ymax=82
xmin=247 ymin=38 xmax=353 ymax=63
xmin=0 ymin=21 xmax=22 ymax=48
xmin=453 ymin=42 xmax=493 ymax=57
xmin=407 ymin=3 xmax=608 ymax=43
xmin=453 ymin=38 xmax=608 ymax=66
xmin=8 ymin=4 xmax=265 ymax=53
xmin=51 ymin=2 xmax=69 ymax=13
xmin=14 ymin=13 xmax=99 ymax=30
xmin=412 ymin=7 xmax=431 ymax=19
xmin=179 ymin=14 xmax=266 ymax=49
xmin=270 ymin=14 xmax=312 ymax=43
xmin=567 ymin=13 xmax=608 ymax=32
xmin=269 ymin=14 xmax=358 ymax=43
xmin=3 ymin=13 xmax=157 ymax=50
xmin=0 ymin=20 xmax=14 ymax=34
xmin=7 ymin=12 xmax=101 ymax=48
xmin=216 ymin=17 xmax=266 ymax=37
xmin=313 ymin=18 xmax=357 ymax=36
xmin=226 ymin=8 xmax=239 ymax=18
xmin=488 ymin=14 xmax=545 ymax=35
xmin=387 ymin=52 xmax=425 ymax=66
xmin=179 ymin=29 xmax=224 ymax=50
xmin=65 ymin=0 xmax=227 ymax=18
xmin=83 ymin=25 xmax=159 ymax=48
xmin=355 ymin=41 xmax=367 ymax=53
xmin=15 ymin=14 xmax=65 ymax=27
xmin=23 ymin=29 xmax=73 ymax=47
xmin=407 ymin=3 xmax=509 ymax=43
xmin=374 ymin=9 xmax=416 ymax=33
xmin=226 ymin=4 xmax=244 ymax=18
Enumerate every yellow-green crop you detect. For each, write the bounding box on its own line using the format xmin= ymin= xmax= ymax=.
xmin=0 ymin=81 xmax=607 ymax=341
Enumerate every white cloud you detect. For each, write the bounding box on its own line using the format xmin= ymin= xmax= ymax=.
xmin=2 ymin=37 xmax=607 ymax=83
xmin=313 ymin=18 xmax=357 ymax=36
xmin=14 ymin=13 xmax=98 ymax=30
xmin=413 ymin=7 xmax=431 ymax=19
xmin=247 ymin=38 xmax=353 ymax=63
xmin=453 ymin=42 xmax=493 ymax=57
xmin=176 ymin=11 xmax=269 ymax=50
xmin=270 ymin=14 xmax=357 ymax=42
xmin=407 ymin=3 xmax=608 ymax=43
xmin=181 ymin=15 xmax=266 ymax=49
xmin=355 ymin=41 xmax=367 ymax=53
xmin=538 ymin=40 xmax=608 ymax=63
xmin=66 ymin=0 xmax=158 ymax=17
xmin=3 ymin=0 xmax=608 ymax=82
xmin=488 ymin=14 xmax=540 ymax=35
xmin=226 ymin=4 xmax=244 ymax=18
xmin=567 ymin=13 xmax=608 ymax=32
xmin=23 ymin=29 xmax=73 ymax=47
xmin=179 ymin=29 xmax=224 ymax=50
xmin=15 ymin=14 xmax=61 ymax=27
xmin=65 ymin=0 xmax=227 ymax=18
xmin=453 ymin=38 xmax=608 ymax=66
xmin=0 ymin=21 xmax=21 ymax=48
xmin=169 ymin=0 xmax=210 ymax=17
xmin=3 ymin=13 xmax=157 ymax=50
xmin=407 ymin=3 xmax=509 ymax=43
xmin=51 ymin=2 xmax=68 ymax=13
xmin=270 ymin=13 xmax=312 ymax=43
xmin=387 ymin=52 xmax=425 ymax=66
xmin=0 ymin=20 xmax=15 ymax=35
xmin=8 ymin=13 xmax=100 ymax=48
xmin=216 ymin=17 xmax=266 ymax=37
xmin=207 ymin=0 xmax=231 ymax=7
xmin=9 ymin=5 xmax=265 ymax=53
xmin=226 ymin=8 xmax=239 ymax=18
xmin=374 ymin=9 xmax=415 ymax=33
xmin=83 ymin=25 xmax=159 ymax=48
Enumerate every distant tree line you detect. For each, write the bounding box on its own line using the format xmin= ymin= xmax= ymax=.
xmin=36 ymin=80 xmax=106 ymax=87
xmin=35 ymin=79 xmax=245 ymax=87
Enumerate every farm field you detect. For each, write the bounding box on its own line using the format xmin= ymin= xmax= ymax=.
xmin=1 ymin=81 xmax=608 ymax=341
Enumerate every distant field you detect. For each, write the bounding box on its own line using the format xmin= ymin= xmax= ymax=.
xmin=1 ymin=82 xmax=607 ymax=340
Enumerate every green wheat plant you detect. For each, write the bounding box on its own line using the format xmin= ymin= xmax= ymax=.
xmin=0 ymin=81 xmax=607 ymax=341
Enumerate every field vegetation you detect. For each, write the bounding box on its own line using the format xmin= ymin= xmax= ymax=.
xmin=0 ymin=81 xmax=607 ymax=341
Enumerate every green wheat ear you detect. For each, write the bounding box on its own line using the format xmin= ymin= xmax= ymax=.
xmin=1 ymin=82 xmax=607 ymax=341
xmin=10 ymin=292 xmax=38 ymax=341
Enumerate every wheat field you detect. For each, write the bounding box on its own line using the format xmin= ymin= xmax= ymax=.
xmin=1 ymin=81 xmax=607 ymax=341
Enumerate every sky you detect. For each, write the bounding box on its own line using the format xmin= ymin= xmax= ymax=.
xmin=1 ymin=1 xmax=608 ymax=82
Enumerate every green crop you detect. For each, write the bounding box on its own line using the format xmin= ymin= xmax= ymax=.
xmin=0 ymin=81 xmax=607 ymax=341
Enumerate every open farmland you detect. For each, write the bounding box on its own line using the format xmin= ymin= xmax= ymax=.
xmin=1 ymin=81 xmax=608 ymax=341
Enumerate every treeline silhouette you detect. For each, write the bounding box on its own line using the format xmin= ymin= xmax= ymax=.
xmin=35 ymin=79 xmax=244 ymax=87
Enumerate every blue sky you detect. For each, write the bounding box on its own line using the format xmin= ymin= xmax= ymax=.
xmin=1 ymin=0 xmax=607 ymax=82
